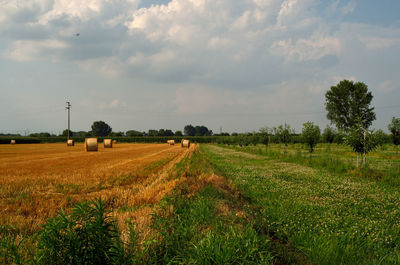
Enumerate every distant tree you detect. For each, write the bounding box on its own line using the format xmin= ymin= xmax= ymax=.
xmin=74 ymin=131 xmax=90 ymax=137
xmin=259 ymin=126 xmax=272 ymax=151
xmin=345 ymin=124 xmax=378 ymax=167
xmin=322 ymin=126 xmax=335 ymax=144
xmin=91 ymin=121 xmax=112 ymax=137
xmin=274 ymin=124 xmax=293 ymax=154
xmin=148 ymin=130 xmax=158 ymax=136
xmin=111 ymin=131 xmax=124 ymax=137
xmin=174 ymin=130 xmax=183 ymax=136
xmin=301 ymin=122 xmax=321 ymax=158
xmin=30 ymin=132 xmax=51 ymax=137
xmin=157 ymin=129 xmax=174 ymax=136
xmin=231 ymin=132 xmax=238 ymax=136
xmin=126 ymin=130 xmax=144 ymax=137
xmin=325 ymin=80 xmax=376 ymax=131
xmin=388 ymin=117 xmax=400 ymax=155
xmin=184 ymin=125 xmax=196 ymax=136
xmin=334 ymin=130 xmax=346 ymax=144
xmin=164 ymin=129 xmax=174 ymax=136
xmin=374 ymin=129 xmax=385 ymax=147
xmin=195 ymin=125 xmax=212 ymax=136
xmin=157 ymin=129 xmax=165 ymax=136
xmin=61 ymin=129 xmax=73 ymax=137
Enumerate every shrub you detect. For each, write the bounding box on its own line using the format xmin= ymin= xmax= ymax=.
xmin=36 ymin=199 xmax=127 ymax=265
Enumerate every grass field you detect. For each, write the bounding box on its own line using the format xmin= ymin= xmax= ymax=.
xmin=202 ymin=144 xmax=400 ymax=264
xmin=1 ymin=142 xmax=400 ymax=264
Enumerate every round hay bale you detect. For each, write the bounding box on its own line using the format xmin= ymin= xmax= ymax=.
xmin=167 ymin=140 xmax=175 ymax=145
xmin=10 ymin=140 xmax=16 ymax=145
xmin=85 ymin=138 xmax=98 ymax=152
xmin=112 ymin=140 xmax=117 ymax=144
xmin=104 ymin=139 xmax=113 ymax=148
xmin=181 ymin=139 xmax=190 ymax=148
xmin=67 ymin=139 xmax=75 ymax=146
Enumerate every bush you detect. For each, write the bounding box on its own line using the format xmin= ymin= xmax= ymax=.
xmin=36 ymin=199 xmax=127 ymax=265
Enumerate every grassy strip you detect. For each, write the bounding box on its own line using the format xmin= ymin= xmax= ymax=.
xmin=203 ymin=144 xmax=400 ymax=264
xmin=218 ymin=143 xmax=400 ymax=185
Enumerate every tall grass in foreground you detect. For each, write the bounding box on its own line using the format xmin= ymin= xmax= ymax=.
xmin=1 ymin=199 xmax=131 ymax=265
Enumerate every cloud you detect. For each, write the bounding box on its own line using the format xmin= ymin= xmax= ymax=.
xmin=99 ymin=99 xmax=127 ymax=110
xmin=4 ymin=39 xmax=68 ymax=61
xmin=1 ymin=0 xmax=400 ymax=132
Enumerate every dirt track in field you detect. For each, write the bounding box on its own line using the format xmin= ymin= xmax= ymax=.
xmin=0 ymin=143 xmax=195 ymax=234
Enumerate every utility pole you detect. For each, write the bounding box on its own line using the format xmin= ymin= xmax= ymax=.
xmin=66 ymin=101 xmax=71 ymax=140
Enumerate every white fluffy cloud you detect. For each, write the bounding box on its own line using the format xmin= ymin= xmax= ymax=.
xmin=1 ymin=0 xmax=399 ymax=132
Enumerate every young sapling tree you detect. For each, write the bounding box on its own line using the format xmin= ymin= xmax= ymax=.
xmin=274 ymin=124 xmax=293 ymax=154
xmin=302 ymin=121 xmax=321 ymax=159
xmin=259 ymin=127 xmax=272 ymax=152
xmin=388 ymin=117 xmax=400 ymax=155
xmin=345 ymin=124 xmax=378 ymax=168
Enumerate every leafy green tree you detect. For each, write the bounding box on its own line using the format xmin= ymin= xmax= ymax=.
xmin=184 ymin=125 xmax=196 ymax=136
xmin=61 ymin=129 xmax=73 ymax=137
xmin=111 ymin=131 xmax=124 ymax=137
xmin=195 ymin=125 xmax=212 ymax=136
xmin=274 ymin=124 xmax=293 ymax=154
xmin=259 ymin=127 xmax=272 ymax=151
xmin=325 ymin=80 xmax=376 ymax=131
xmin=91 ymin=121 xmax=112 ymax=137
xmin=126 ymin=130 xmax=144 ymax=137
xmin=74 ymin=131 xmax=90 ymax=137
xmin=388 ymin=117 xmax=400 ymax=154
xmin=174 ymin=130 xmax=183 ymax=136
xmin=302 ymin=122 xmax=321 ymax=157
xmin=374 ymin=129 xmax=387 ymax=149
xmin=322 ymin=126 xmax=335 ymax=144
xmin=148 ymin=130 xmax=158 ymax=136
xmin=345 ymin=124 xmax=378 ymax=167
xmin=158 ymin=129 xmax=174 ymax=136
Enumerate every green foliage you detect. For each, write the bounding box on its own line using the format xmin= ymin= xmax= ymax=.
xmin=157 ymin=129 xmax=174 ymax=136
xmin=61 ymin=130 xmax=73 ymax=137
xmin=110 ymin=131 xmax=124 ymax=137
xmin=374 ymin=129 xmax=388 ymax=147
xmin=301 ymin=121 xmax=320 ymax=154
xmin=322 ymin=125 xmax=336 ymax=144
xmin=274 ymin=124 xmax=293 ymax=147
xmin=0 ymin=225 xmax=23 ymax=265
xmin=174 ymin=130 xmax=183 ymax=136
xmin=345 ymin=126 xmax=378 ymax=155
xmin=91 ymin=121 xmax=112 ymax=137
xmin=325 ymin=80 xmax=376 ymax=131
xmin=30 ymin=132 xmax=52 ymax=137
xmin=184 ymin=124 xmax=196 ymax=136
xmin=36 ymin=199 xmax=126 ymax=265
xmin=184 ymin=125 xmax=212 ymax=136
xmin=125 ymin=130 xmax=144 ymax=137
xmin=388 ymin=117 xmax=400 ymax=146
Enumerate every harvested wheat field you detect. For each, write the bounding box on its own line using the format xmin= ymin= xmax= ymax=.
xmin=0 ymin=143 xmax=196 ymax=235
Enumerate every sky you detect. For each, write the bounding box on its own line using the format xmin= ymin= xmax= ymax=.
xmin=0 ymin=0 xmax=399 ymax=135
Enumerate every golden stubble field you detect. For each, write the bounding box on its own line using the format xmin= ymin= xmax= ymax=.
xmin=0 ymin=142 xmax=195 ymax=235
